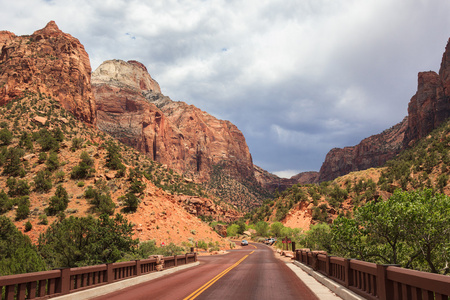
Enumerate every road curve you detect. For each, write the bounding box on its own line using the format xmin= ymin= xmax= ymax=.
xmin=93 ymin=243 xmax=319 ymax=300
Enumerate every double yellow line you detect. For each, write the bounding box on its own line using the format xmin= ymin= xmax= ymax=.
xmin=184 ymin=251 xmax=255 ymax=300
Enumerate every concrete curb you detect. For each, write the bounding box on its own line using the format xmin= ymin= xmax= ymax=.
xmin=291 ymin=261 xmax=365 ymax=300
xmin=52 ymin=262 xmax=200 ymax=300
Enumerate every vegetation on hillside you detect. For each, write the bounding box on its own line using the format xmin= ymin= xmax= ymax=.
xmin=0 ymin=93 xmax=229 ymax=275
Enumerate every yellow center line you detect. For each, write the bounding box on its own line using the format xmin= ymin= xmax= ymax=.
xmin=183 ymin=253 xmax=252 ymax=300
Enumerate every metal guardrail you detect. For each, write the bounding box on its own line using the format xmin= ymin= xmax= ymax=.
xmin=0 ymin=253 xmax=197 ymax=300
xmin=295 ymin=249 xmax=450 ymax=300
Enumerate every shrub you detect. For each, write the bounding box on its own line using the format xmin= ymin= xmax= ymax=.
xmin=85 ymin=186 xmax=115 ymax=215
xmin=45 ymin=185 xmax=69 ymax=216
xmin=25 ymin=221 xmax=32 ymax=232
xmin=0 ymin=128 xmax=13 ymax=146
xmin=16 ymin=197 xmax=30 ymax=220
xmin=3 ymin=148 xmax=25 ymax=177
xmin=34 ymin=170 xmax=53 ymax=193
xmin=46 ymin=151 xmax=59 ymax=172
xmin=71 ymin=151 xmax=95 ymax=179
xmin=123 ymin=193 xmax=139 ymax=212
xmin=36 ymin=129 xmax=59 ymax=152
xmin=39 ymin=214 xmax=48 ymax=225
xmin=7 ymin=177 xmax=30 ymax=197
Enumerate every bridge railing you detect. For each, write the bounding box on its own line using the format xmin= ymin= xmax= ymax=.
xmin=0 ymin=252 xmax=197 ymax=300
xmin=295 ymin=249 xmax=450 ymax=300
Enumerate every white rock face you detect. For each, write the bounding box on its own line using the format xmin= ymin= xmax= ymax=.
xmin=92 ymin=59 xmax=161 ymax=93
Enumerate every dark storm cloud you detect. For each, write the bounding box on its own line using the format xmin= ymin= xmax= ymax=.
xmin=1 ymin=0 xmax=450 ymax=177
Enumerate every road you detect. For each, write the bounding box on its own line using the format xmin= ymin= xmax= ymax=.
xmin=93 ymin=243 xmax=319 ymax=300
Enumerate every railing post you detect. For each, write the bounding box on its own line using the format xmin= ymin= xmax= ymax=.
xmin=59 ymin=268 xmax=71 ymax=295
xmin=174 ymin=255 xmax=178 ymax=267
xmin=106 ymin=263 xmax=114 ymax=283
xmin=326 ymin=255 xmax=331 ymax=276
xmin=194 ymin=252 xmax=198 ymax=262
xmin=344 ymin=258 xmax=352 ymax=288
xmin=377 ymin=264 xmax=396 ymax=300
xmin=185 ymin=253 xmax=188 ymax=264
xmin=135 ymin=260 xmax=142 ymax=276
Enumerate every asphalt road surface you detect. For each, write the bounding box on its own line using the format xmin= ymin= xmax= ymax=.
xmin=93 ymin=243 xmax=319 ymax=300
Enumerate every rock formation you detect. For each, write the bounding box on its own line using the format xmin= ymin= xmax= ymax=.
xmin=0 ymin=21 xmax=96 ymax=124
xmin=318 ymin=118 xmax=408 ymax=182
xmin=93 ymin=59 xmax=254 ymax=183
xmin=404 ymin=38 xmax=450 ymax=147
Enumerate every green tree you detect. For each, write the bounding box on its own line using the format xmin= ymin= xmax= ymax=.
xmin=45 ymin=185 xmax=69 ymax=216
xmin=0 ymin=216 xmax=46 ymax=275
xmin=227 ymin=224 xmax=240 ymax=237
xmin=304 ymin=223 xmax=332 ymax=252
xmin=36 ymin=128 xmax=59 ymax=152
xmin=34 ymin=170 xmax=53 ymax=193
xmin=270 ymin=222 xmax=284 ymax=237
xmin=38 ymin=214 xmax=138 ymax=268
xmin=255 ymin=221 xmax=269 ymax=236
xmin=46 ymin=151 xmax=60 ymax=172
xmin=85 ymin=186 xmax=115 ymax=215
xmin=71 ymin=151 xmax=95 ymax=179
xmin=0 ymin=128 xmax=13 ymax=146
xmin=123 ymin=192 xmax=140 ymax=212
xmin=3 ymin=148 xmax=25 ymax=177
xmin=330 ymin=189 xmax=450 ymax=274
xmin=15 ymin=196 xmax=30 ymax=221
xmin=7 ymin=177 xmax=30 ymax=197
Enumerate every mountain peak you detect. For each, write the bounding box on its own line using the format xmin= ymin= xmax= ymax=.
xmin=33 ymin=21 xmax=63 ymax=37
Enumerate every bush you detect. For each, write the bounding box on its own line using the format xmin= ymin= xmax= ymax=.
xmin=45 ymin=185 xmax=69 ymax=216
xmin=123 ymin=193 xmax=140 ymax=212
xmin=0 ymin=128 xmax=13 ymax=146
xmin=3 ymin=148 xmax=25 ymax=177
xmin=85 ymin=186 xmax=115 ymax=215
xmin=36 ymin=128 xmax=59 ymax=152
xmin=25 ymin=221 xmax=32 ymax=232
xmin=34 ymin=170 xmax=53 ymax=193
xmin=71 ymin=151 xmax=95 ymax=179
xmin=16 ymin=197 xmax=30 ymax=220
xmin=46 ymin=151 xmax=59 ymax=172
xmin=39 ymin=214 xmax=48 ymax=225
xmin=7 ymin=177 xmax=30 ymax=197
xmin=38 ymin=214 xmax=138 ymax=268
xmin=0 ymin=216 xmax=47 ymax=275
xmin=71 ymin=137 xmax=84 ymax=150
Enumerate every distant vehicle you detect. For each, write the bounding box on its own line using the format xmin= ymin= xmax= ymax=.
xmin=265 ymin=238 xmax=276 ymax=245
xmin=241 ymin=240 xmax=248 ymax=246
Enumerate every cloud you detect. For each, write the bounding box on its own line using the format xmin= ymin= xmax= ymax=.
xmin=1 ymin=0 xmax=450 ymax=175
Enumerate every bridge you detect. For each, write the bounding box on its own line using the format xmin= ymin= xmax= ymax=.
xmin=1 ymin=243 xmax=449 ymax=300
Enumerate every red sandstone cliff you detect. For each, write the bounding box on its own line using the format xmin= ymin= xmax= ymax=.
xmin=93 ymin=59 xmax=254 ymax=183
xmin=404 ymin=38 xmax=450 ymax=147
xmin=0 ymin=21 xmax=96 ymax=124
xmin=318 ymin=118 xmax=408 ymax=182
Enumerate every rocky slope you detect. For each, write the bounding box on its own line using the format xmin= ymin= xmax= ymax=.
xmin=0 ymin=21 xmax=96 ymax=124
xmin=93 ymin=60 xmax=266 ymax=210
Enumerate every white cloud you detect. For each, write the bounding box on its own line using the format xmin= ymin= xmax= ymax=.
xmin=1 ymin=0 xmax=450 ymax=174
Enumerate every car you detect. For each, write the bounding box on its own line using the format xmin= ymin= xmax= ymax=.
xmin=241 ymin=240 xmax=248 ymax=246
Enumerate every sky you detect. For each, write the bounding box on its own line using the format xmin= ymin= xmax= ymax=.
xmin=1 ymin=0 xmax=450 ymax=178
